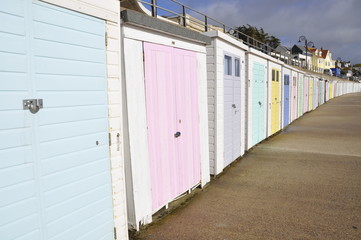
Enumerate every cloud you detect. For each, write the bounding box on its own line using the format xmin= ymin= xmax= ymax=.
xmin=184 ymin=0 xmax=361 ymax=63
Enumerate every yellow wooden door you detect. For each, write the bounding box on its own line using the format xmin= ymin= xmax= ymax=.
xmin=330 ymin=83 xmax=333 ymax=98
xmin=271 ymin=69 xmax=280 ymax=134
xmin=309 ymin=80 xmax=313 ymax=111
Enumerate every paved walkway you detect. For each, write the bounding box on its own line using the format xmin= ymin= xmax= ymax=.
xmin=132 ymin=93 xmax=361 ymax=240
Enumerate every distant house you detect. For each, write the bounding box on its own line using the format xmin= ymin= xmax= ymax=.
xmin=353 ymin=64 xmax=361 ymax=71
xmin=342 ymin=61 xmax=351 ymax=68
xmin=276 ymin=45 xmax=291 ymax=55
xmin=307 ymin=47 xmax=335 ymax=73
xmin=307 ymin=48 xmax=324 ymax=72
xmin=275 ymin=45 xmax=292 ymax=63
xmin=320 ymin=49 xmax=335 ymax=69
xmin=291 ymin=44 xmax=312 ymax=69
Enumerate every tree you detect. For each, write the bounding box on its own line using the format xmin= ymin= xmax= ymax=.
xmin=234 ymin=24 xmax=280 ymax=50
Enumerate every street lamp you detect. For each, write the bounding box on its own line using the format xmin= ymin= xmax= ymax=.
xmin=298 ymin=36 xmax=315 ymax=70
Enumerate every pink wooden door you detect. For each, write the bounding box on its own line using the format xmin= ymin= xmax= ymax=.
xmin=144 ymin=42 xmax=201 ymax=211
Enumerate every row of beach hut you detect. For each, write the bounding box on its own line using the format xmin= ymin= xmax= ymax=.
xmin=1 ymin=1 xmax=361 ymax=239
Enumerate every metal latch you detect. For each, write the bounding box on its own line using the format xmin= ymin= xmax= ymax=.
xmin=174 ymin=132 xmax=181 ymax=138
xmin=23 ymin=99 xmax=43 ymax=114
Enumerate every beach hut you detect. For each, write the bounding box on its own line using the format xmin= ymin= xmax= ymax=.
xmin=202 ymin=31 xmax=248 ymax=174
xmin=0 ymin=0 xmax=129 ymax=239
xmin=246 ymin=48 xmax=269 ymax=149
xmin=121 ymin=9 xmax=211 ymax=230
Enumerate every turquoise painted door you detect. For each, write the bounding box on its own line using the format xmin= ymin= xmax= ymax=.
xmin=252 ymin=62 xmax=265 ymax=146
xmin=0 ymin=1 xmax=114 ymax=240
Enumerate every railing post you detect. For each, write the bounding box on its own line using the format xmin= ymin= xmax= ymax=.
xmin=204 ymin=16 xmax=208 ymax=32
xmin=223 ymin=24 xmax=226 ymax=33
xmin=182 ymin=5 xmax=186 ymax=27
xmin=151 ymin=0 xmax=157 ymax=17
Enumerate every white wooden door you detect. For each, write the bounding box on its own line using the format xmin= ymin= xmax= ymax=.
xmin=224 ymin=54 xmax=242 ymax=167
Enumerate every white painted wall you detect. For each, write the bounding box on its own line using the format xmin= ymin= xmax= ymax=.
xmin=122 ymin=38 xmax=153 ymax=230
xmin=122 ymin=23 xmax=210 ymax=230
xmin=106 ymin=14 xmax=130 ymax=240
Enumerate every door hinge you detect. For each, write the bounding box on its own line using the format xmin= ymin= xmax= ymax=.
xmin=114 ymin=227 xmax=117 ymax=239
xmin=105 ymin=32 xmax=108 ymax=46
xmin=108 ymin=133 xmax=112 ymax=146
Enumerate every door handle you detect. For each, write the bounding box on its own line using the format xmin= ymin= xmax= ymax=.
xmin=258 ymin=101 xmax=262 ymax=106
xmin=174 ymin=132 xmax=181 ymax=138
xmin=232 ymin=104 xmax=236 ymax=108
xmin=23 ymin=99 xmax=43 ymax=114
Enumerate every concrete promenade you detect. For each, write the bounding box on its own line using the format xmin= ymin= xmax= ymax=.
xmin=132 ymin=93 xmax=361 ymax=240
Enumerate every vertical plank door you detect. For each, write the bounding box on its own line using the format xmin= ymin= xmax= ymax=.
xmin=144 ymin=43 xmax=201 ymax=212
xmin=283 ymin=74 xmax=290 ymax=126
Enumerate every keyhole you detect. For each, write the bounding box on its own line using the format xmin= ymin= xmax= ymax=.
xmin=179 ymin=120 xmax=182 ymax=123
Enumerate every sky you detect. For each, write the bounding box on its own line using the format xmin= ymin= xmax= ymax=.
xmin=153 ymin=0 xmax=361 ymax=64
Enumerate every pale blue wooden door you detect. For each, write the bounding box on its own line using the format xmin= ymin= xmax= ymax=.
xmin=283 ymin=75 xmax=290 ymax=126
xmin=252 ymin=62 xmax=265 ymax=146
xmin=0 ymin=1 xmax=114 ymax=240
